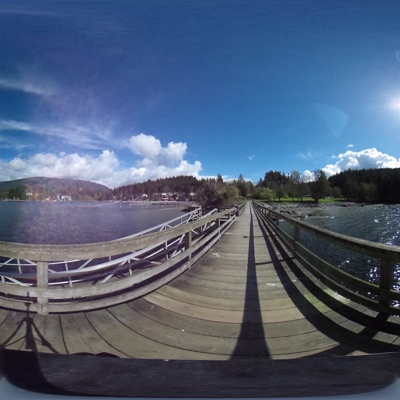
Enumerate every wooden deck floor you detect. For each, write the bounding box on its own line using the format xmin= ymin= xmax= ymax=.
xmin=1 ymin=203 xmax=399 ymax=360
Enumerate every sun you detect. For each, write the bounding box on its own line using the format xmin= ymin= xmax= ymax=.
xmin=388 ymin=99 xmax=400 ymax=110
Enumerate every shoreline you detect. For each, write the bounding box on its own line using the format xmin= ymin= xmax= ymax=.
xmin=265 ymin=201 xmax=380 ymax=219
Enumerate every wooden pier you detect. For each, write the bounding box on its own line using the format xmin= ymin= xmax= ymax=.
xmin=1 ymin=202 xmax=400 ymax=397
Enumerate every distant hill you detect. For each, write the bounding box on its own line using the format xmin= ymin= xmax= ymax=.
xmin=0 ymin=177 xmax=111 ymax=200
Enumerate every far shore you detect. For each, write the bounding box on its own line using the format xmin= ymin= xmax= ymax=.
xmin=261 ymin=201 xmax=386 ymax=219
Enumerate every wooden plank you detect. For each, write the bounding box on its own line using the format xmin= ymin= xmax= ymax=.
xmin=157 ymin=285 xmax=321 ymax=311
xmin=145 ymin=291 xmax=306 ymax=324
xmin=84 ymin=308 xmax=225 ymax=360
xmin=129 ymin=298 xmax=338 ymax=340
xmin=108 ymin=303 xmax=244 ymax=356
xmin=59 ymin=312 xmax=126 ymax=358
xmin=30 ymin=314 xmax=67 ymax=354
xmin=0 ymin=311 xmax=27 ymax=350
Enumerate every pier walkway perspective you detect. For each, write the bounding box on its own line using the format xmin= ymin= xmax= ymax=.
xmin=1 ymin=202 xmax=400 ymax=396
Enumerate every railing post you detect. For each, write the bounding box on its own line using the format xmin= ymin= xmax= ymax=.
xmin=37 ymin=261 xmax=49 ymax=315
xmin=293 ymin=223 xmax=300 ymax=255
xmin=185 ymin=230 xmax=192 ymax=268
xmin=379 ymin=256 xmax=394 ymax=310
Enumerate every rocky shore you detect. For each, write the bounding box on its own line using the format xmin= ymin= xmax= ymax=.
xmin=269 ymin=202 xmax=363 ymax=220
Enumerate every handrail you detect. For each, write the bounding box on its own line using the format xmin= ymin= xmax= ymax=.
xmin=0 ymin=206 xmax=238 ymax=314
xmin=236 ymin=202 xmax=246 ymax=216
xmin=253 ymin=202 xmax=400 ymax=316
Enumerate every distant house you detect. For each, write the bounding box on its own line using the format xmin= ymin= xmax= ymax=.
xmin=60 ymin=195 xmax=72 ymax=201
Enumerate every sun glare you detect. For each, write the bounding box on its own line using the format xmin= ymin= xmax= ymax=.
xmin=388 ymin=99 xmax=400 ymax=110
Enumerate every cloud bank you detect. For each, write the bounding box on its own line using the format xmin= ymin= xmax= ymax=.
xmin=301 ymin=148 xmax=400 ymax=181
xmin=322 ymin=148 xmax=400 ymax=177
xmin=0 ymin=134 xmax=202 ymax=188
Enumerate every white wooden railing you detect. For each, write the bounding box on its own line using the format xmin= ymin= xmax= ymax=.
xmin=0 ymin=206 xmax=238 ymax=314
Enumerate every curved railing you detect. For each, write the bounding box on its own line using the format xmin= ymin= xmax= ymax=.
xmin=0 ymin=206 xmax=238 ymax=314
xmin=253 ymin=202 xmax=400 ymax=316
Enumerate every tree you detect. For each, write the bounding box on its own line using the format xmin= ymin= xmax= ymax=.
xmin=290 ymin=170 xmax=301 ymax=185
xmin=310 ymin=170 xmax=330 ymax=203
xmin=8 ymin=186 xmax=26 ymax=200
xmin=289 ymin=170 xmax=305 ymax=201
xmin=331 ymin=186 xmax=342 ymax=199
xmin=285 ymin=181 xmax=297 ymax=201
xmin=259 ymin=187 xmax=274 ymax=201
xmin=275 ymin=186 xmax=287 ymax=201
xmin=342 ymin=177 xmax=358 ymax=201
xmin=237 ymin=174 xmax=248 ymax=197
xmin=297 ymin=181 xmax=309 ymax=202
xmin=216 ymin=174 xmax=224 ymax=189
xmin=262 ymin=170 xmax=289 ymax=189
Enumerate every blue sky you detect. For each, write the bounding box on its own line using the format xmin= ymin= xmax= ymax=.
xmin=1 ymin=0 xmax=400 ymax=188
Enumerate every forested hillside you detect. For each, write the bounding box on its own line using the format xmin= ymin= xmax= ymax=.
xmin=328 ymin=168 xmax=400 ymax=203
xmin=0 ymin=177 xmax=111 ymax=200
xmin=112 ymin=175 xmax=245 ymax=208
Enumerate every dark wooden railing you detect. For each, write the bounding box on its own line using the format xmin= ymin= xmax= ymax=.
xmin=253 ymin=202 xmax=400 ymax=316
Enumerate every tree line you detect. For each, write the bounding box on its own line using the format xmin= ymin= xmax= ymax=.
xmin=252 ymin=168 xmax=400 ymax=204
xmin=328 ymin=168 xmax=400 ymax=203
xmin=111 ymin=171 xmax=330 ymax=206
xmin=3 ymin=167 xmax=399 ymax=205
xmin=113 ymin=167 xmax=400 ymax=206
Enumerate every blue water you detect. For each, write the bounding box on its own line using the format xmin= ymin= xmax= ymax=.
xmin=0 ymin=201 xmax=187 ymax=244
xmin=304 ymin=204 xmax=400 ymax=247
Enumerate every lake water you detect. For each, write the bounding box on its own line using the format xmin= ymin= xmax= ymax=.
xmin=304 ymin=204 xmax=400 ymax=247
xmin=0 ymin=201 xmax=187 ymax=244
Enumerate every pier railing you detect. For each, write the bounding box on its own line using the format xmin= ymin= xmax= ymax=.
xmin=253 ymin=202 xmax=400 ymax=316
xmin=0 ymin=206 xmax=237 ymax=315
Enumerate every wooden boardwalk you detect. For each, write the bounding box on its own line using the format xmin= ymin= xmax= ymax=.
xmin=1 ymin=202 xmax=400 ymax=360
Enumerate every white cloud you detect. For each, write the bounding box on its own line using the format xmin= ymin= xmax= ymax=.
xmin=161 ymin=141 xmax=187 ymax=166
xmin=0 ymin=151 xmax=121 ymax=187
xmin=0 ymin=134 xmax=203 ymax=187
xmin=346 ymin=144 xmax=354 ymax=149
xmin=0 ymin=133 xmax=29 ymax=151
xmin=302 ymin=170 xmax=316 ymax=182
xmin=297 ymin=150 xmax=315 ymax=161
xmin=322 ymin=148 xmax=400 ymax=177
xmin=9 ymin=157 xmax=27 ymax=171
xmin=0 ymin=119 xmax=110 ymax=150
xmin=0 ymin=119 xmax=36 ymax=132
xmin=129 ymin=133 xmax=162 ymax=159
xmin=0 ymin=76 xmax=57 ymax=97
xmin=128 ymin=133 xmax=189 ymax=168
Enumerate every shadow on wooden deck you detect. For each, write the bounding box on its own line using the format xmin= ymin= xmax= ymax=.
xmin=231 ymin=210 xmax=271 ymax=358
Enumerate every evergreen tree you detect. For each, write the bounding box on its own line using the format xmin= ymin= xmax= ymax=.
xmin=310 ymin=170 xmax=330 ymax=203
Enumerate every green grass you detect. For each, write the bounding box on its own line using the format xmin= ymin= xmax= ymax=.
xmin=257 ymin=196 xmax=347 ymax=204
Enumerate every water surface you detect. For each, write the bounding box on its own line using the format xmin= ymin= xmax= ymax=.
xmin=0 ymin=201 xmax=187 ymax=244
